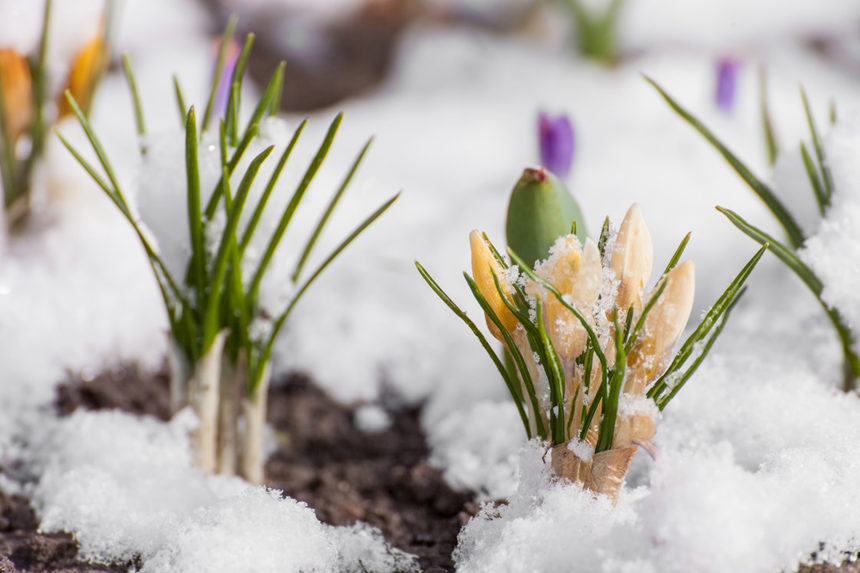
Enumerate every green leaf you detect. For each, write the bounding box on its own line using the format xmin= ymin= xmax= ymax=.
xmin=758 ymin=68 xmax=780 ymax=166
xmin=647 ymin=242 xmax=767 ymax=402
xmin=415 ymin=262 xmax=532 ymax=437
xmin=121 ymin=53 xmax=146 ymax=137
xmin=468 ymin=272 xmax=546 ymax=438
xmin=596 ymin=311 xmax=626 ymax=452
xmin=534 ymin=296 xmax=567 ymax=443
xmin=202 ymin=145 xmax=274 ymax=347
xmin=173 ymin=75 xmax=188 ymax=126
xmin=225 ymin=33 xmax=255 ymax=144
xmin=800 ymin=86 xmax=834 ymax=203
xmin=292 ymin=138 xmax=372 ymax=283
xmin=201 ymin=14 xmax=238 ymax=132
xmin=256 ymin=193 xmax=400 ymax=392
xmin=662 ymin=232 xmax=690 ymax=276
xmin=185 ymin=106 xmax=208 ymax=299
xmin=646 ymin=76 xmax=805 ymax=250
xmin=655 ymin=288 xmax=746 ymax=409
xmin=800 ymin=142 xmax=826 ymax=215
xmin=247 ymin=113 xmax=343 ymax=304
xmin=240 ymin=119 xmax=308 ymax=253
xmin=716 ymin=206 xmax=821 ymax=295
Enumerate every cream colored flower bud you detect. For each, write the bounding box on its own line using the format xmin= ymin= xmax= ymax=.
xmin=538 ymin=236 xmax=602 ymax=362
xmin=469 ymin=230 xmax=518 ymax=340
xmin=625 ymin=260 xmax=695 ymax=394
xmin=0 ymin=48 xmax=33 ymax=142
xmin=611 ymin=204 xmax=653 ymax=312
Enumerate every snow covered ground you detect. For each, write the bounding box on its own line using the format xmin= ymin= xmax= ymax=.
xmin=2 ymin=0 xmax=860 ymax=571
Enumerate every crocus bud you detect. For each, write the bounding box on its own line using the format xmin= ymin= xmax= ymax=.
xmin=624 ymin=260 xmax=695 ymax=394
xmin=0 ymin=49 xmax=33 ymax=142
xmin=212 ymin=37 xmax=240 ymax=119
xmin=506 ymin=167 xmax=586 ymax=270
xmin=58 ymin=35 xmax=104 ymax=118
xmin=715 ymin=56 xmax=741 ymax=114
xmin=538 ymin=111 xmax=574 ymax=179
xmin=537 ymin=236 xmax=602 ymax=363
xmin=470 ymin=230 xmax=518 ymax=340
xmin=611 ymin=204 xmax=653 ymax=312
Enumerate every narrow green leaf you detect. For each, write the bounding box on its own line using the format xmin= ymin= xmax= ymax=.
xmin=173 ymin=75 xmax=188 ymax=126
xmin=646 ymin=76 xmax=805 ymax=250
xmin=468 ymin=272 xmax=546 ymax=438
xmin=121 ymin=54 xmax=146 ymax=137
xmin=240 ymin=119 xmax=307 ymax=253
xmin=226 ymin=33 xmax=255 ymax=144
xmin=415 ymin=262 xmax=532 ymax=437
xmin=800 ymin=142 xmax=826 ymax=215
xmin=292 ymin=138 xmax=372 ymax=283
xmin=596 ymin=312 xmax=625 ymax=452
xmin=648 ymin=242 xmax=767 ymax=401
xmin=534 ymin=297 xmax=567 ymax=443
xmin=185 ymin=106 xmax=208 ymax=298
xmin=257 ymin=193 xmax=400 ymax=391
xmin=202 ymin=145 xmax=273 ymax=346
xmin=247 ymin=113 xmax=343 ymax=304
xmin=800 ymin=86 xmax=835 ymax=203
xmin=663 ymin=232 xmax=691 ymax=276
xmin=656 ymin=288 xmax=746 ymax=409
xmin=716 ymin=206 xmax=821 ymax=294
xmin=201 ymin=14 xmax=238 ymax=132
xmin=758 ymin=68 xmax=779 ymax=166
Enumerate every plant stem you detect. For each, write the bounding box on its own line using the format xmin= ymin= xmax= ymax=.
xmin=188 ymin=330 xmax=228 ymax=474
xmin=216 ymin=351 xmax=242 ymax=475
xmin=240 ymin=361 xmax=271 ymax=485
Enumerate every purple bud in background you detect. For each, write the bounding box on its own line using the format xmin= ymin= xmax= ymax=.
xmin=538 ymin=112 xmax=575 ymax=179
xmin=213 ymin=38 xmax=241 ymax=118
xmin=715 ymin=56 xmax=741 ymax=113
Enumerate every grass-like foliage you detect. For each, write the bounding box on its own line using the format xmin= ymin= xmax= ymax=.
xmin=647 ymin=76 xmax=860 ymax=393
xmin=58 ymin=20 xmax=399 ymax=480
xmin=0 ymin=0 xmax=111 ymax=229
xmin=557 ymin=0 xmax=625 ymax=64
xmin=416 ymin=205 xmax=763 ymax=453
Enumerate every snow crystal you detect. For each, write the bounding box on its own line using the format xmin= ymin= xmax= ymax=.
xmin=566 ymin=438 xmax=594 ymax=462
xmin=353 ymin=404 xmax=393 ymax=433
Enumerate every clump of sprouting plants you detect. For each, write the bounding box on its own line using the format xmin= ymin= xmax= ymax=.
xmin=417 ymin=167 xmax=763 ymax=502
xmin=59 ymin=20 xmax=399 ymax=483
xmin=0 ymin=0 xmax=112 ymax=229
xmin=648 ymin=77 xmax=860 ymax=393
xmin=551 ymin=0 xmax=625 ymax=64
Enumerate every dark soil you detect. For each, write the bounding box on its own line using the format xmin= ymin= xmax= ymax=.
xmin=0 ymin=491 xmax=125 ymax=573
xmin=0 ymin=366 xmax=475 ymax=572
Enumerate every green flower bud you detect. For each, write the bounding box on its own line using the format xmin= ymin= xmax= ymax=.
xmin=505 ymin=167 xmax=587 ymax=269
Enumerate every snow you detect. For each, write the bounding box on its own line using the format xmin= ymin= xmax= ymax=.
xmin=26 ymin=408 xmax=416 ymax=573
xmin=2 ymin=0 xmax=860 ymax=571
xmin=354 ymin=403 xmax=393 ymax=432
xmin=800 ymin=111 xmax=860 ymax=343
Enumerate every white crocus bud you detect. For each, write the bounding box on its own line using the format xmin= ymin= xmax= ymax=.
xmin=611 ymin=204 xmax=653 ymax=313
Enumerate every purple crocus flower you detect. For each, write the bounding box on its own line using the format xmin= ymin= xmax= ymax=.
xmin=212 ymin=38 xmax=240 ymax=118
xmin=538 ymin=112 xmax=575 ymax=179
xmin=715 ymin=56 xmax=741 ymax=114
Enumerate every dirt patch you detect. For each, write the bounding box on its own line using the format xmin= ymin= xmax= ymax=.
xmin=0 ymin=367 xmax=476 ymax=572
xmin=0 ymin=491 xmax=125 ymax=573
xmin=264 ymin=374 xmax=477 ymax=572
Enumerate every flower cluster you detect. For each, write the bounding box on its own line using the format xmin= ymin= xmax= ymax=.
xmin=470 ymin=205 xmax=695 ymax=499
